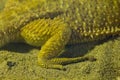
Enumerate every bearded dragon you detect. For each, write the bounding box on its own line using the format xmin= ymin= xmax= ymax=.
xmin=0 ymin=0 xmax=119 ymax=70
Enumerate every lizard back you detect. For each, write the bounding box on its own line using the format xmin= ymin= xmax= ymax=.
xmin=54 ymin=0 xmax=120 ymax=44
xmin=0 ymin=0 xmax=120 ymax=46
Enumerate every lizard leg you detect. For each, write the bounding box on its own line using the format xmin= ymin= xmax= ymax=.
xmin=38 ymin=21 xmax=94 ymax=70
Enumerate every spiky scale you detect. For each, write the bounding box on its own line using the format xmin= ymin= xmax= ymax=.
xmin=0 ymin=0 xmax=120 ymax=70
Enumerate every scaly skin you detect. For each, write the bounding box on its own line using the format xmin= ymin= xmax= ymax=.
xmin=0 ymin=0 xmax=120 ymax=70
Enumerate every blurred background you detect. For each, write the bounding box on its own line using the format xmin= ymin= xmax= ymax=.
xmin=0 ymin=0 xmax=7 ymax=11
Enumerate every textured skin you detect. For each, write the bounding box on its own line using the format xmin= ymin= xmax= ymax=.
xmin=0 ymin=0 xmax=120 ymax=70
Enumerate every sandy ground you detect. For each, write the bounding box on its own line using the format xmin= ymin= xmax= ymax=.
xmin=0 ymin=37 xmax=120 ymax=80
xmin=0 ymin=1 xmax=120 ymax=80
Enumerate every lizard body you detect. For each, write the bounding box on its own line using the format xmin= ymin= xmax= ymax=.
xmin=0 ymin=0 xmax=120 ymax=70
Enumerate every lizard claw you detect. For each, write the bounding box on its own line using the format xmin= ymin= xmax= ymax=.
xmin=86 ymin=56 xmax=97 ymax=62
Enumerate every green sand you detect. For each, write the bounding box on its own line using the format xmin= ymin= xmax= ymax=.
xmin=0 ymin=1 xmax=120 ymax=80
xmin=0 ymin=37 xmax=120 ymax=80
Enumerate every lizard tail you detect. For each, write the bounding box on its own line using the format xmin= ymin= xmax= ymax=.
xmin=0 ymin=20 xmax=21 ymax=48
xmin=0 ymin=29 xmax=9 ymax=48
xmin=0 ymin=26 xmax=21 ymax=48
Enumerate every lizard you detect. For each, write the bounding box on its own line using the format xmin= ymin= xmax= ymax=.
xmin=0 ymin=0 xmax=120 ymax=70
